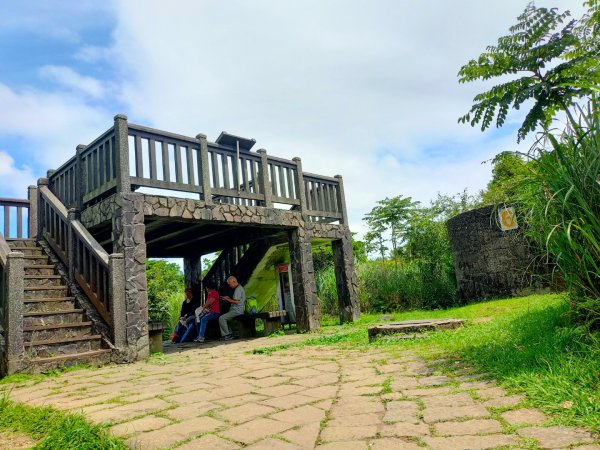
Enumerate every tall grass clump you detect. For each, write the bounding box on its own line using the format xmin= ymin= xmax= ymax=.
xmin=521 ymin=98 xmax=600 ymax=328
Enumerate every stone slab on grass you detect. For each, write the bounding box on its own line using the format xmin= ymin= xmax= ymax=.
xmin=501 ymin=408 xmax=547 ymax=425
xmin=368 ymin=319 xmax=465 ymax=342
xmin=423 ymin=434 xmax=519 ymax=450
xmin=423 ymin=404 xmax=490 ymax=423
xmin=517 ymin=426 xmax=596 ymax=448
xmin=369 ymin=437 xmax=423 ymax=450
xmin=434 ymin=419 xmax=503 ymax=436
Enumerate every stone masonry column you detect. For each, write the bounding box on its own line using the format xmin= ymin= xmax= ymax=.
xmin=112 ymin=192 xmax=149 ymax=361
xmin=288 ymin=227 xmax=320 ymax=332
xmin=183 ymin=256 xmax=203 ymax=300
xmin=332 ymin=229 xmax=360 ymax=323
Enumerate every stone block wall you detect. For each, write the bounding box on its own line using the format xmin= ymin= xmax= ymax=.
xmin=446 ymin=205 xmax=549 ymax=301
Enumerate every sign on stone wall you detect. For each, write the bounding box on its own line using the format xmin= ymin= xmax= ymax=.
xmin=498 ymin=206 xmax=518 ymax=231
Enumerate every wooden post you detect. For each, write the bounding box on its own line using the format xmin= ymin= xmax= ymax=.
xmin=334 ymin=174 xmax=349 ymax=225
xmin=197 ymin=134 xmax=213 ymax=205
xmin=27 ymin=185 xmax=38 ymax=240
xmin=75 ymin=144 xmax=86 ymax=210
xmin=67 ymin=208 xmax=78 ymax=280
xmin=293 ymin=157 xmax=308 ymax=216
xmin=5 ymin=252 xmax=24 ymax=374
xmin=114 ymin=114 xmax=131 ymax=193
xmin=257 ymin=149 xmax=273 ymax=208
xmin=109 ymin=253 xmax=126 ymax=350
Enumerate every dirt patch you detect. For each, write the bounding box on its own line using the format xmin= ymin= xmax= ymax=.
xmin=0 ymin=431 xmax=37 ymax=449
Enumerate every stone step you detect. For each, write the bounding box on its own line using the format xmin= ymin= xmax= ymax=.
xmin=7 ymin=246 xmax=43 ymax=256
xmin=23 ymin=309 xmax=85 ymax=327
xmin=23 ymin=322 xmax=94 ymax=342
xmin=24 ymin=265 xmax=56 ymax=276
xmin=6 ymin=239 xmax=37 ymax=248
xmin=24 ymin=286 xmax=69 ymax=299
xmin=27 ymin=349 xmax=112 ymax=373
xmin=24 ymin=297 xmax=76 ymax=313
xmin=25 ymin=335 xmax=103 ymax=358
xmin=24 ymin=275 xmax=63 ymax=287
xmin=22 ymin=255 xmax=49 ymax=266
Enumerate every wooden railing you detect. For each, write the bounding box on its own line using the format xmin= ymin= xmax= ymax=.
xmin=48 ymin=115 xmax=347 ymax=223
xmin=0 ymin=198 xmax=30 ymax=239
xmin=39 ymin=185 xmax=125 ymax=343
xmin=203 ymin=244 xmax=249 ymax=289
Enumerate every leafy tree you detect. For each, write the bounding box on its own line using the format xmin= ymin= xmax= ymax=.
xmin=363 ymin=195 xmax=418 ymax=260
xmin=458 ymin=1 xmax=600 ymax=141
xmin=481 ymin=152 xmax=529 ymax=204
xmin=146 ymin=259 xmax=185 ymax=322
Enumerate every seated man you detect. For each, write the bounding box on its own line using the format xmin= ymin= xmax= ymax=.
xmin=194 ymin=281 xmax=220 ymax=343
xmin=175 ymin=287 xmax=199 ymax=343
xmin=218 ymin=276 xmax=246 ymax=341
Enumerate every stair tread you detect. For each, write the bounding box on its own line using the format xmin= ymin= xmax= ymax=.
xmin=9 ymin=246 xmax=42 ymax=250
xmin=24 ymin=275 xmax=62 ymax=279
xmin=24 ymin=297 xmax=75 ymax=302
xmin=25 ymin=335 xmax=102 ymax=346
xmin=29 ymin=349 xmax=111 ymax=364
xmin=24 ymin=322 xmax=93 ymax=331
xmin=24 ymin=309 xmax=83 ymax=316
xmin=24 ymin=265 xmax=55 ymax=269
xmin=25 ymin=286 xmax=67 ymax=291
xmin=22 ymin=255 xmax=47 ymax=259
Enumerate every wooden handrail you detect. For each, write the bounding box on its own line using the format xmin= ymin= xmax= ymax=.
xmin=0 ymin=231 xmax=11 ymax=267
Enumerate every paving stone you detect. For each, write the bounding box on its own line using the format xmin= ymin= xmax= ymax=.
xmin=315 ymin=441 xmax=368 ymax=450
xmin=320 ymin=425 xmax=378 ymax=442
xmin=421 ymin=392 xmax=475 ymax=408
xmin=380 ymin=422 xmax=430 ymax=437
xmin=300 ymin=385 xmax=338 ymax=399
xmin=243 ymin=437 xmax=304 ymax=449
xmin=369 ymin=437 xmax=423 ymax=450
xmin=328 ymin=413 xmax=381 ymax=427
xmin=219 ymin=403 xmax=277 ymax=424
xmin=391 ymin=377 xmax=420 ymax=390
xmin=329 ymin=398 xmax=384 ymax=417
xmin=458 ymin=381 xmax=496 ymax=390
xmin=313 ymin=399 xmax=334 ymax=410
xmin=423 ymin=434 xmax=519 ymax=449
xmin=109 ymin=415 xmax=172 ymax=436
xmin=279 ymin=421 xmax=321 ymax=448
xmin=418 ymin=375 xmax=452 ymax=386
xmin=260 ymin=393 xmax=315 ymax=409
xmin=295 ymin=373 xmax=339 ymax=388
xmin=87 ymin=398 xmax=173 ymax=423
xmin=127 ymin=416 xmax=226 ymax=449
xmin=501 ymin=408 xmax=547 ymax=425
xmin=474 ymin=387 xmax=508 ymax=399
xmin=216 ymin=393 xmax=268 ymax=408
xmin=423 ymin=404 xmax=490 ymax=423
xmin=434 ymin=419 xmax=503 ymax=436
xmin=270 ymin=404 xmax=325 ymax=424
xmin=219 ymin=418 xmax=294 ymax=445
xmin=256 ymin=383 xmax=305 ymax=397
xmin=383 ymin=401 xmax=420 ymax=423
xmin=174 ymin=434 xmax=241 ymax=450
xmin=517 ymin=426 xmax=595 ymax=448
xmin=402 ymin=386 xmax=453 ymax=397
xmin=483 ymin=394 xmax=524 ymax=408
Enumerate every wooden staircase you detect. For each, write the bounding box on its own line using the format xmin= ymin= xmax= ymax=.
xmin=7 ymin=239 xmax=112 ymax=372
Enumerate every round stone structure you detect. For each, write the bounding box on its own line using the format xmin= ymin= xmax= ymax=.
xmin=446 ymin=205 xmax=548 ymax=301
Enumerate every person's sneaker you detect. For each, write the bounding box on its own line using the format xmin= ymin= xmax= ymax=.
xmin=194 ymin=336 xmax=205 ymax=343
xmin=220 ymin=334 xmax=234 ymax=341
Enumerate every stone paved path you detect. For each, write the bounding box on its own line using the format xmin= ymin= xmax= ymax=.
xmin=5 ymin=334 xmax=599 ymax=449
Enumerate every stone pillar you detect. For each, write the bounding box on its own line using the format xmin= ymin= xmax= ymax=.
xmin=114 ymin=114 xmax=131 ymax=194
xmin=27 ymin=185 xmax=38 ymax=240
xmin=334 ymin=175 xmax=349 ymax=225
xmin=257 ymin=149 xmax=273 ymax=208
xmin=293 ymin=157 xmax=308 ymax=216
xmin=37 ymin=178 xmax=49 ymax=236
xmin=109 ymin=253 xmax=126 ymax=350
xmin=112 ymin=192 xmax=148 ymax=361
xmin=332 ymin=229 xmax=360 ymax=323
xmin=288 ymin=228 xmax=319 ymax=331
xmin=5 ymin=252 xmax=24 ymax=374
xmin=75 ymin=144 xmax=86 ymax=210
xmin=183 ymin=255 xmax=203 ymax=300
xmin=197 ymin=134 xmax=213 ymax=205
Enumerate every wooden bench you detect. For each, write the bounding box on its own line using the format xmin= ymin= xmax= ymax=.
xmin=148 ymin=321 xmax=166 ymax=352
xmin=234 ymin=310 xmax=287 ymax=337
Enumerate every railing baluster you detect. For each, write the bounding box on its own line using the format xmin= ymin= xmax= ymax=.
xmin=186 ymin=146 xmax=195 ymax=186
xmin=16 ymin=207 xmax=22 ymax=239
xmin=149 ymin=139 xmax=157 ymax=180
xmin=211 ymin=151 xmax=220 ymax=188
xmin=222 ymin=154 xmax=231 ymax=189
xmin=174 ymin=144 xmax=183 ymax=184
xmin=135 ymin=135 xmax=143 ymax=177
xmin=162 ymin=142 xmax=170 ymax=182
xmin=278 ymin=166 xmax=286 ymax=197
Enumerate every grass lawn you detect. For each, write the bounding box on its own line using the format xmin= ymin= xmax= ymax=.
xmin=260 ymin=293 xmax=600 ymax=432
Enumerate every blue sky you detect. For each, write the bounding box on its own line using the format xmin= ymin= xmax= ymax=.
xmin=0 ymin=0 xmax=585 ymax=237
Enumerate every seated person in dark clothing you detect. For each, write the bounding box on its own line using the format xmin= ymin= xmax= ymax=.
xmin=193 ymin=281 xmax=220 ymax=343
xmin=173 ymin=287 xmax=199 ymax=343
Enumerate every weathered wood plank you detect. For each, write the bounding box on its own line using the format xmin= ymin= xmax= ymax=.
xmin=149 ymin=139 xmax=157 ymax=180
xmin=135 ymin=135 xmax=143 ymax=177
xmin=162 ymin=141 xmax=170 ymax=182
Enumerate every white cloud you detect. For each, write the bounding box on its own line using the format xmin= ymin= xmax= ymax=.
xmin=39 ymin=65 xmax=106 ymax=98
xmin=0 ymin=151 xmax=36 ymax=198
